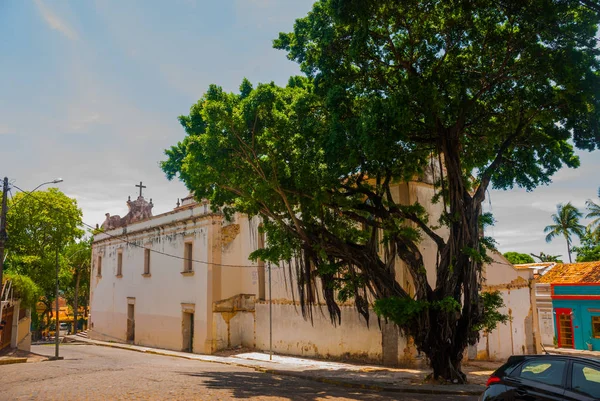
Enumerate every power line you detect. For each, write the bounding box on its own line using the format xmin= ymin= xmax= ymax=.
xmin=9 ymin=183 xmax=521 ymax=272
xmin=10 ymin=183 xmax=266 ymax=269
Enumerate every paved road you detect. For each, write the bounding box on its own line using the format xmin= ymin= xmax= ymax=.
xmin=2 ymin=344 xmax=479 ymax=401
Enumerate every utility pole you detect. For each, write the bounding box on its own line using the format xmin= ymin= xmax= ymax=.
xmin=55 ymin=246 xmax=60 ymax=359
xmin=268 ymin=262 xmax=272 ymax=361
xmin=0 ymin=177 xmax=9 ymax=290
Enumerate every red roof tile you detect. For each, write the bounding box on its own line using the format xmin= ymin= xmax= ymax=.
xmin=537 ymin=262 xmax=600 ymax=284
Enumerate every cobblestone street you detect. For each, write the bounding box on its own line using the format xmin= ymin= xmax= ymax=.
xmin=2 ymin=345 xmax=479 ymax=401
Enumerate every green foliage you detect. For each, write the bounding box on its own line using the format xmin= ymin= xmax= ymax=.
xmin=5 ymin=188 xmax=83 ymax=309
xmin=4 ymin=273 xmax=41 ymax=310
xmin=62 ymin=240 xmax=92 ymax=324
xmin=574 ymin=229 xmax=600 ymax=262
xmin=503 ymin=252 xmax=535 ymax=265
xmin=473 ymin=291 xmax=509 ymax=333
xmin=374 ymin=296 xmax=461 ymax=327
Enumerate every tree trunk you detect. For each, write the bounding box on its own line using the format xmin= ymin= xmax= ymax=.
xmin=73 ymin=270 xmax=80 ymax=334
xmin=567 ymin=239 xmax=572 ymax=263
xmin=411 ymin=131 xmax=483 ymax=383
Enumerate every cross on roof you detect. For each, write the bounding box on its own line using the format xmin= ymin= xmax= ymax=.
xmin=135 ymin=181 xmax=147 ymax=197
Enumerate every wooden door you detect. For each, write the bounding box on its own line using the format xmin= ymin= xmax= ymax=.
xmin=556 ymin=308 xmax=574 ymax=348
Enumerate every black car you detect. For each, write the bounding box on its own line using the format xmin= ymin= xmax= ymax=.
xmin=480 ymin=354 xmax=600 ymax=400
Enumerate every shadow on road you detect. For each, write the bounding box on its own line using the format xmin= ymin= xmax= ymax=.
xmin=178 ymin=370 xmax=389 ymax=400
xmin=177 ymin=370 xmax=476 ymax=400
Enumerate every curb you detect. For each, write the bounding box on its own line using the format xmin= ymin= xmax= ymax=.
xmin=66 ymin=337 xmax=484 ymax=396
xmin=0 ymin=357 xmax=27 ymax=366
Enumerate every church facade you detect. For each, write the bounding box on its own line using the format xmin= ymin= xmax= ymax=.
xmin=89 ymin=182 xmax=540 ymax=364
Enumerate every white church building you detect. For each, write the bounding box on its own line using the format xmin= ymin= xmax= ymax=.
xmin=89 ymin=181 xmax=540 ymax=365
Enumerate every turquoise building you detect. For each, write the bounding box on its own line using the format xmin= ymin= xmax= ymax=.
xmin=551 ymin=283 xmax=600 ymax=350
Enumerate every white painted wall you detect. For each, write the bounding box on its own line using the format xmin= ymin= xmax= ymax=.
xmin=90 ymin=205 xmax=215 ymax=353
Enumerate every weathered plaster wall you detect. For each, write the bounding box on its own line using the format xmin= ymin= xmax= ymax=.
xmin=220 ymin=215 xmax=261 ymax=300
xmin=214 ymin=312 xmax=255 ymax=349
xmin=255 ymin=302 xmax=384 ymax=363
xmin=477 ymin=253 xmax=539 ymax=360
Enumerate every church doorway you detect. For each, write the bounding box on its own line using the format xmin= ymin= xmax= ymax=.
xmin=182 ymin=312 xmax=194 ymax=352
xmin=127 ymin=303 xmax=135 ymax=343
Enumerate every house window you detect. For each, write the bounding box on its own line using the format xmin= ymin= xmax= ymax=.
xmin=184 ymin=242 xmax=193 ymax=272
xmin=117 ymin=252 xmax=123 ymax=277
xmin=144 ymin=248 xmax=151 ymax=275
xmin=97 ymin=256 xmax=102 ymax=277
xmin=592 ymin=316 xmax=600 ymax=339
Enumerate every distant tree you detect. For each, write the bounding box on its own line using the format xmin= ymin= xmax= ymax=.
xmin=573 ymin=229 xmax=600 ymax=262
xmin=503 ymin=252 xmax=535 ymax=265
xmin=62 ymin=240 xmax=91 ymax=334
xmin=586 ymin=187 xmax=600 ymax=240
xmin=544 ymin=203 xmax=586 ymax=263
xmin=530 ymin=252 xmax=563 ymax=263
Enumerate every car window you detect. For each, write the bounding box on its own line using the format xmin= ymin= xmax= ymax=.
xmin=572 ymin=363 xmax=600 ymax=398
xmin=517 ymin=359 xmax=566 ymax=387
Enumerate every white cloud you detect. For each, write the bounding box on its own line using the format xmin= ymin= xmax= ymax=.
xmin=34 ymin=0 xmax=79 ymax=41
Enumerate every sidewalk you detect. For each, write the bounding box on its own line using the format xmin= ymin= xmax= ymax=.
xmin=65 ymin=335 xmax=490 ymax=395
xmin=0 ymin=348 xmax=42 ymax=365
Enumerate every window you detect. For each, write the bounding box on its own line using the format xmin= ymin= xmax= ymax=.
xmin=144 ymin=248 xmax=151 ymax=275
xmin=571 ymin=363 xmax=600 ymax=398
xmin=517 ymin=359 xmax=566 ymax=387
xmin=183 ymin=242 xmax=193 ymax=273
xmin=97 ymin=256 xmax=102 ymax=277
xmin=117 ymin=252 xmax=123 ymax=277
xmin=592 ymin=316 xmax=600 ymax=339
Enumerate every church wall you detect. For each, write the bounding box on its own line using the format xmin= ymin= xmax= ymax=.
xmin=255 ymin=302 xmax=383 ymax=363
xmin=220 ymin=214 xmax=261 ymax=299
xmin=214 ymin=311 xmax=255 ymax=349
xmin=475 ymin=252 xmax=540 ymax=360
xmin=90 ymin=206 xmax=216 ymax=353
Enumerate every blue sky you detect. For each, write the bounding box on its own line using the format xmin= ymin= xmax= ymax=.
xmin=1 ymin=0 xmax=598 ymax=261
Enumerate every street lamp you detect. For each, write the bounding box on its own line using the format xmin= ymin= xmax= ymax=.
xmin=30 ymin=178 xmax=63 ymax=193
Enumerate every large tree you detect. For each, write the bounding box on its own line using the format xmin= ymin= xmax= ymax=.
xmin=544 ymin=202 xmax=586 ymax=263
xmin=163 ymin=0 xmax=600 ymax=381
xmin=5 ymin=188 xmax=84 ymax=335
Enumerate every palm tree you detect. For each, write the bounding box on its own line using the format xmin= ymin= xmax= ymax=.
xmin=544 ymin=202 xmax=586 ymax=263
xmin=586 ymin=187 xmax=600 ymax=240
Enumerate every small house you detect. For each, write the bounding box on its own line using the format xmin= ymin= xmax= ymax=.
xmin=537 ymin=262 xmax=600 ymax=350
